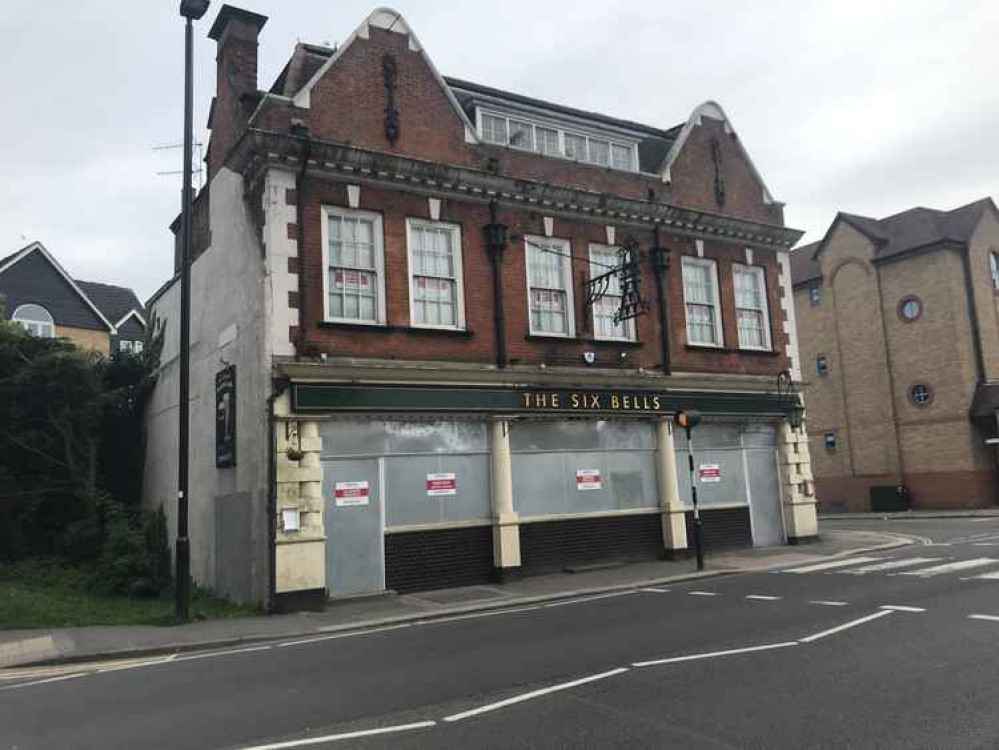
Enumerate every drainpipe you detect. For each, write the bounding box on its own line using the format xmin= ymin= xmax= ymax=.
xmin=959 ymin=245 xmax=986 ymax=384
xmin=293 ymin=126 xmax=312 ymax=360
xmin=265 ymin=378 xmax=289 ymax=612
xmin=484 ymin=200 xmax=509 ymax=368
xmin=652 ymin=224 xmax=672 ymax=375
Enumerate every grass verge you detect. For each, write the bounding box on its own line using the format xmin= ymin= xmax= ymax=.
xmin=0 ymin=558 xmax=261 ymax=630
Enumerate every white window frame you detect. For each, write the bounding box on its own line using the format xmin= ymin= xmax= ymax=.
xmin=12 ymin=304 xmax=54 ymax=338
xmin=474 ymin=108 xmax=638 ymax=173
xmin=321 ymin=205 xmax=387 ymax=326
xmin=681 ymin=257 xmax=723 ymax=348
xmin=405 ymin=218 xmax=466 ymax=331
xmin=732 ymin=263 xmax=772 ymax=351
xmin=525 ymin=235 xmax=575 ymax=338
xmin=990 ymin=251 xmax=999 ymax=291
xmin=588 ymin=243 xmax=636 ymax=342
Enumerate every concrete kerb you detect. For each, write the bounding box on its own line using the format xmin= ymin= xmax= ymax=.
xmin=4 ymin=534 xmax=918 ymax=670
xmin=820 ymin=511 xmax=999 ymax=521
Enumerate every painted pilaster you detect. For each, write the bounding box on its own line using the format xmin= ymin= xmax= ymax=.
xmin=489 ymin=418 xmax=521 ymax=576
xmin=656 ymin=418 xmax=689 ymax=555
xmin=274 ymin=414 xmax=326 ymax=596
xmin=778 ymin=422 xmax=819 ymax=542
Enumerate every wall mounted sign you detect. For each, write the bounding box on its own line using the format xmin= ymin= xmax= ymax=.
xmin=293 ymin=384 xmax=784 ymax=417
xmin=698 ymin=464 xmax=721 ymax=483
xmin=426 ymin=473 xmax=457 ymax=497
xmin=576 ymin=469 xmax=602 ymax=491
xmin=334 ymin=480 xmax=370 ymax=506
xmin=215 ymin=365 xmax=236 ymax=468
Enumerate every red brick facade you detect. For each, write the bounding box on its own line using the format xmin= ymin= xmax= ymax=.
xmin=210 ymin=10 xmax=794 ymax=379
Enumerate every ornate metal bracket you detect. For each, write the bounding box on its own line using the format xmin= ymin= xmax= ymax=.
xmin=583 ymin=236 xmax=650 ymax=323
xmin=382 ymin=54 xmax=400 ymax=146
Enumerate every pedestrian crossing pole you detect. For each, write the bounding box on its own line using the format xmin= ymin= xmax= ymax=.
xmin=675 ymin=411 xmax=704 ymax=570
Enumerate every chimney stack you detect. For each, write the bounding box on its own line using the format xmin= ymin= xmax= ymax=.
xmin=206 ymin=5 xmax=268 ymax=181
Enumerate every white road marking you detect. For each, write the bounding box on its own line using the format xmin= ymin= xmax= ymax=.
xmin=423 ymin=606 xmax=542 ymax=624
xmin=899 ymin=558 xmax=998 ymax=577
xmin=779 ymin=556 xmax=881 ymax=573
xmin=840 ymin=557 xmax=945 ymax=574
xmin=639 ymin=587 xmax=672 ymax=593
xmin=442 ymin=668 xmax=629 ymax=722
xmin=972 ymin=543 xmax=999 ymax=547
xmin=799 ymin=610 xmax=894 ymax=644
xmin=972 ymin=569 xmax=999 ymax=580
xmin=544 ymin=591 xmax=637 ymax=607
xmin=174 ymin=645 xmax=273 ymax=662
xmin=809 ymin=600 xmax=850 ymax=607
xmin=923 ymin=543 xmax=953 ymax=547
xmin=633 ymin=641 xmax=798 ymax=668
xmin=0 ymin=672 xmax=85 ymax=692
xmin=687 ymin=591 xmax=719 ymax=597
xmin=97 ymin=655 xmax=178 ymax=673
xmin=281 ymin=623 xmax=413 ymax=646
xmin=969 ymin=614 xmax=999 ymax=622
xmin=745 ymin=595 xmax=782 ymax=601
xmin=878 ymin=605 xmax=926 ymax=613
xmin=234 ymin=721 xmax=437 ymax=749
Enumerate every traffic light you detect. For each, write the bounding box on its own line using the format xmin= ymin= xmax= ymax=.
xmin=674 ymin=410 xmax=702 ymax=430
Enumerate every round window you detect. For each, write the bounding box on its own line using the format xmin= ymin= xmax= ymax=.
xmin=910 ymin=384 xmax=933 ymax=406
xmin=898 ymin=296 xmax=922 ymax=322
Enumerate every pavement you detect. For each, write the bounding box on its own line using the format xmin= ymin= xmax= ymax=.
xmin=4 ymin=515 xmax=999 ymax=749
xmin=0 ymin=526 xmax=909 ymax=669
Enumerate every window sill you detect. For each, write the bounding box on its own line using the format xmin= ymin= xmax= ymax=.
xmin=684 ymin=344 xmax=779 ymax=357
xmin=582 ymin=338 xmax=644 ymax=349
xmin=525 ymin=334 xmax=583 ymax=343
xmin=318 ymin=321 xmax=473 ymax=338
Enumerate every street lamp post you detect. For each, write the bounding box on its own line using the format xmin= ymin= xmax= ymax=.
xmin=176 ymin=0 xmax=210 ymax=621
xmin=674 ymin=410 xmax=704 ymax=570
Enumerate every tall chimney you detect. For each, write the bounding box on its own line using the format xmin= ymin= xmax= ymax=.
xmin=206 ymin=5 xmax=268 ymax=181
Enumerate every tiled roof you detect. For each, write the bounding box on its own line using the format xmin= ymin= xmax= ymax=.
xmin=791 ymin=197 xmax=995 ymax=286
xmin=75 ymin=280 xmax=144 ymax=327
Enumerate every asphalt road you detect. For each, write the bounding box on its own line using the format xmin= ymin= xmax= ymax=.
xmin=3 ymin=516 xmax=999 ymax=749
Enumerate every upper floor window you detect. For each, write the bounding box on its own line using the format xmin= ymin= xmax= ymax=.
xmin=816 ymin=356 xmax=829 ymax=376
xmin=12 ymin=304 xmax=54 ymax=338
xmin=898 ymin=296 xmax=922 ymax=322
xmin=990 ymin=251 xmax=999 ymax=290
xmin=682 ymin=257 xmax=722 ymax=347
xmin=477 ymin=109 xmax=637 ymax=172
xmin=733 ymin=264 xmax=771 ymax=350
xmin=406 ymin=219 xmax=465 ymax=330
xmin=119 ymin=340 xmax=144 ymax=354
xmin=589 ymin=244 xmax=635 ymax=341
xmin=809 ymin=282 xmax=821 ymax=306
xmin=525 ymin=236 xmax=574 ymax=337
xmin=322 ymin=206 xmax=386 ymax=325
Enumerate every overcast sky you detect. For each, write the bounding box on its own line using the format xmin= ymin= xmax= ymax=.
xmin=1 ymin=1 xmax=996 ymax=300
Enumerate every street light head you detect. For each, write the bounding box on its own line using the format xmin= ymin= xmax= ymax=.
xmin=180 ymin=0 xmax=210 ymax=20
xmin=787 ymin=402 xmax=805 ymax=430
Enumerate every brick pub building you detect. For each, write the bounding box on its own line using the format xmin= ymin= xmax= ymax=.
xmin=145 ymin=5 xmax=817 ymax=608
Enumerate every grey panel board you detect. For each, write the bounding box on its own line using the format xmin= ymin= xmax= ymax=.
xmin=746 ymin=447 xmax=784 ymax=546
xmin=214 ymin=492 xmax=253 ymax=603
xmin=323 ymin=458 xmax=384 ymax=596
xmin=319 ymin=419 xmax=488 ymax=458
xmin=511 ymin=419 xmax=655 ymax=453
xmin=383 ymin=453 xmax=490 ymax=527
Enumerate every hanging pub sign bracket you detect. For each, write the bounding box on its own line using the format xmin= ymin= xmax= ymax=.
xmin=580 ymin=236 xmax=650 ymax=324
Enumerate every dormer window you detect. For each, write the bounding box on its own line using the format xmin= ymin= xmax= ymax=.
xmin=476 ymin=108 xmax=638 ymax=172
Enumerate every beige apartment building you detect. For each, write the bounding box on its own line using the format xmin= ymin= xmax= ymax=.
xmin=791 ymin=198 xmax=999 ymax=511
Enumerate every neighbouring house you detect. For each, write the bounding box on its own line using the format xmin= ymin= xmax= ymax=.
xmin=144 ymin=5 xmax=816 ymax=609
xmin=77 ymin=281 xmax=147 ymax=356
xmin=791 ymin=198 xmax=999 ymax=512
xmin=0 ymin=241 xmax=145 ymax=357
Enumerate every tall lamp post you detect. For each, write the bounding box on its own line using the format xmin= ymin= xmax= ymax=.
xmin=176 ymin=0 xmax=210 ymax=621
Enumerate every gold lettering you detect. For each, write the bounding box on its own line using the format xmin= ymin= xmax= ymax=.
xmin=623 ymin=396 xmax=631 ymax=410
xmin=588 ymin=394 xmax=600 ymax=409
xmin=611 ymin=395 xmax=620 ymax=409
xmin=552 ymin=394 xmax=560 ymax=409
xmin=571 ymin=393 xmax=580 ymax=408
xmin=537 ymin=394 xmax=547 ymax=408
xmin=653 ymin=396 xmax=661 ymax=410
xmin=643 ymin=396 xmax=651 ymax=410
xmin=523 ymin=393 xmax=533 ymax=407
